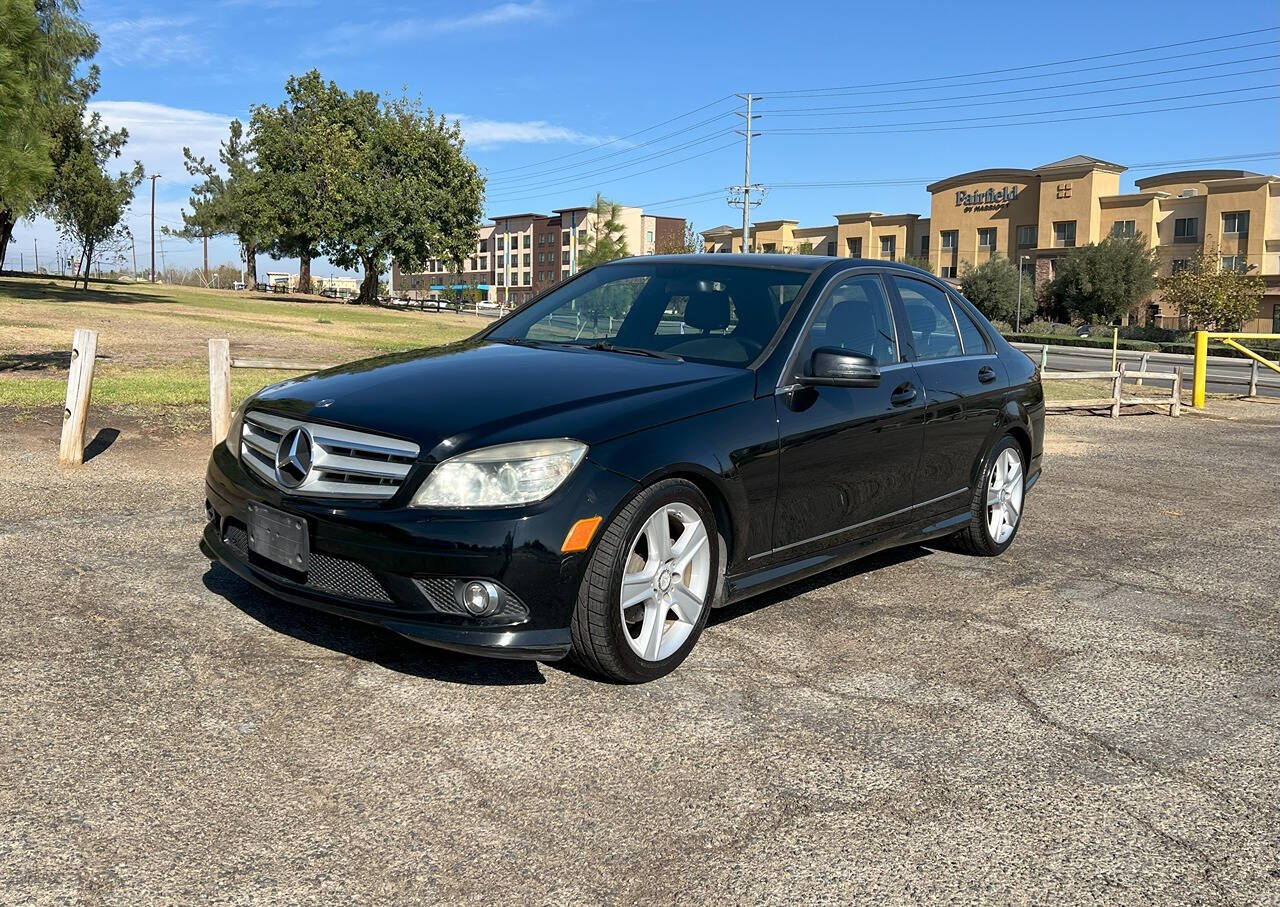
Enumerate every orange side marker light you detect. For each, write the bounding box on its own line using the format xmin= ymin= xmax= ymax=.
xmin=561 ymin=516 xmax=603 ymax=553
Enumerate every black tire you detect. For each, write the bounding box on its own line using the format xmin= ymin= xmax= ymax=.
xmin=949 ymin=434 xmax=1026 ymax=557
xmin=569 ymin=479 xmax=718 ymax=683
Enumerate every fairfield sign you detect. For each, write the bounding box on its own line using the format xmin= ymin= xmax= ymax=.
xmin=955 ymin=186 xmax=1019 ymax=210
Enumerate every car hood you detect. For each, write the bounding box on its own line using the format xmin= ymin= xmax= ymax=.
xmin=249 ymin=340 xmax=755 ymax=461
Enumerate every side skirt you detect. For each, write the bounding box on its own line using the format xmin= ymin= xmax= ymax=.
xmin=721 ymin=510 xmax=970 ymax=606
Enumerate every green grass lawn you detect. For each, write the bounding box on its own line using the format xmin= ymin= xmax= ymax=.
xmin=0 ymin=274 xmax=479 ymax=412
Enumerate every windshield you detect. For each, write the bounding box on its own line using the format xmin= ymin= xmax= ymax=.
xmin=486 ymin=262 xmax=811 ymax=367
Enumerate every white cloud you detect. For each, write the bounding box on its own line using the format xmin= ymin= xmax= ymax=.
xmin=320 ymin=0 xmax=550 ymax=54
xmin=95 ymin=16 xmax=205 ymax=67
xmin=451 ymin=116 xmax=610 ymax=149
xmin=88 ymin=101 xmax=233 ymax=188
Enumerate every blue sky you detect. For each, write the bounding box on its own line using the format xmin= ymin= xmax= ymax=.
xmin=9 ymin=0 xmax=1279 ymax=278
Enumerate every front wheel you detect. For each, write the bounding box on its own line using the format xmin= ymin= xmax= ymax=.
xmin=950 ymin=435 xmax=1026 ymax=556
xmin=569 ymin=479 xmax=718 ymax=683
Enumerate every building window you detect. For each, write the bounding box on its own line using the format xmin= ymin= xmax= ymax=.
xmin=522 ymin=272 xmax=531 ymax=285
xmin=562 ymin=231 xmax=570 ymax=246
xmin=1016 ymin=225 xmax=1036 ymax=248
xmin=1111 ymin=220 xmax=1136 ymax=238
xmin=847 ymin=237 xmax=863 ymax=257
xmin=497 ymin=273 xmax=505 ymax=286
xmin=1221 ymin=255 xmax=1248 ymax=273
xmin=522 ymin=234 xmax=530 ymax=249
xmin=977 ymin=228 xmax=996 ymax=250
xmin=919 ymin=235 xmax=929 ymax=256
xmin=762 ymin=242 xmax=776 ymax=252
xmin=940 ymin=230 xmax=958 ymax=251
xmin=1052 ymin=221 xmax=1077 ymax=248
xmin=940 ymin=265 xmax=957 ymax=279
xmin=880 ymin=236 xmax=896 ymax=261
xmin=1171 ymin=258 xmax=1189 ymax=274
xmin=562 ymin=251 xmax=570 ymax=265
xmin=479 ymin=256 xmax=487 ymax=269
xmin=646 ymin=230 xmax=654 ymax=243
xmin=479 ymin=239 xmax=488 ymax=253
xmin=1273 ymin=304 xmax=1280 ymax=334
xmin=578 ymin=229 xmax=586 ymax=242
xmin=1174 ymin=217 xmax=1199 ymax=242
xmin=826 ymin=241 xmax=836 ymax=256
xmin=1222 ymin=211 xmax=1249 ymax=235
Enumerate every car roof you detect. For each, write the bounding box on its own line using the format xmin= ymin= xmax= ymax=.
xmin=603 ymin=253 xmax=937 ymax=280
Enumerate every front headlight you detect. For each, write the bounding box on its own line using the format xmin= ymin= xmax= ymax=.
xmin=411 ymin=439 xmax=587 ymax=508
xmin=225 ymin=405 xmax=247 ymax=458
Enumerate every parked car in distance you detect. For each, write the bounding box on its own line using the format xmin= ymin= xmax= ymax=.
xmin=202 ymin=255 xmax=1044 ymax=682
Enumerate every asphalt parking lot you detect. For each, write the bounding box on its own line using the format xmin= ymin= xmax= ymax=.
xmin=2 ymin=403 xmax=1278 ymax=904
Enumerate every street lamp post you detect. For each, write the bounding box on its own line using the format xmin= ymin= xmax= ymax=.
xmin=1016 ymin=254 xmax=1030 ymax=333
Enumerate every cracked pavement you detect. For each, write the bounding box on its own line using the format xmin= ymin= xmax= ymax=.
xmin=1 ymin=403 xmax=1278 ymax=904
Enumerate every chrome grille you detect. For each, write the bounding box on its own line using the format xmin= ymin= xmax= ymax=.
xmin=240 ymin=410 xmax=419 ymax=500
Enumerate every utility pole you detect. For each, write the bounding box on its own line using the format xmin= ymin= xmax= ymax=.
xmin=730 ymin=93 xmax=763 ymax=252
xmin=130 ymin=235 xmax=137 ymax=280
xmin=149 ymin=174 xmax=160 ymax=282
xmin=33 ymin=238 xmax=38 ymax=273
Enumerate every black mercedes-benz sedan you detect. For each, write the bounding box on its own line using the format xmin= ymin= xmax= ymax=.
xmin=202 ymin=255 xmax=1044 ymax=682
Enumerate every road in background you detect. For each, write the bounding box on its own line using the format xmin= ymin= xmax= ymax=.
xmin=1012 ymin=342 xmax=1280 ymax=398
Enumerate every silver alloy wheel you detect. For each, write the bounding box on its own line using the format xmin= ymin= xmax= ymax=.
xmin=620 ymin=502 xmax=711 ymax=662
xmin=986 ymin=447 xmax=1025 ymax=545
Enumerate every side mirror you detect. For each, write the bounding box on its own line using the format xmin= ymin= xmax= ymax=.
xmin=798 ymin=347 xmax=880 ymax=388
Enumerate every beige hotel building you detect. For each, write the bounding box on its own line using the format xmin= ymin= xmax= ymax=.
xmin=703 ymin=155 xmax=1280 ymax=332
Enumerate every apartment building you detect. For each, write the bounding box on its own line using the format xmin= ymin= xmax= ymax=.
xmin=703 ymin=154 xmax=1280 ymax=332
xmin=394 ymin=205 xmax=686 ymax=306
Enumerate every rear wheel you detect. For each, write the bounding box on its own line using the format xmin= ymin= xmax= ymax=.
xmin=950 ymin=435 xmax=1026 ymax=556
xmin=569 ymin=479 xmax=717 ymax=683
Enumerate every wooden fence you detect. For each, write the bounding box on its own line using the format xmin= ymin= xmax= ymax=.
xmin=207 ymin=338 xmax=338 ymax=443
xmin=1042 ymin=363 xmax=1181 ymax=418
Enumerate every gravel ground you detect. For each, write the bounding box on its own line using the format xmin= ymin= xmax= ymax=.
xmin=1 ymin=404 xmax=1278 ymax=904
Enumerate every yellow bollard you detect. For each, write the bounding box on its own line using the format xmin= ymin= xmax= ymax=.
xmin=1192 ymin=330 xmax=1208 ymax=408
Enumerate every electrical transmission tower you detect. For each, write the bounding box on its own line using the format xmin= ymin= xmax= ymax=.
xmin=730 ymin=93 xmax=763 ymax=252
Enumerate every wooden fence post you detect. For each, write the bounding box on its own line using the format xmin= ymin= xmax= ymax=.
xmin=1171 ymin=367 xmax=1182 ymax=417
xmin=1110 ymin=363 xmax=1125 ymax=419
xmin=1136 ymin=351 xmax=1150 ymax=386
xmin=59 ymin=328 xmax=98 ymax=466
xmin=208 ymin=338 xmax=231 ymax=445
xmin=1249 ymin=359 xmax=1259 ymax=397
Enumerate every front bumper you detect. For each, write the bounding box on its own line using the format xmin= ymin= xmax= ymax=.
xmin=201 ymin=441 xmax=636 ymax=661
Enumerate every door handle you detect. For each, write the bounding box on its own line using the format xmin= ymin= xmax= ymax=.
xmin=978 ymin=365 xmax=998 ymax=384
xmin=890 ymin=383 xmax=917 ymax=406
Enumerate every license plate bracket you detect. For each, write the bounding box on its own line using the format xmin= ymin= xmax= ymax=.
xmin=247 ymin=502 xmax=311 ymax=571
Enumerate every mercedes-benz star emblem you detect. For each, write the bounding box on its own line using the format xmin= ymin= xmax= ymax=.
xmin=275 ymin=426 xmax=314 ymax=488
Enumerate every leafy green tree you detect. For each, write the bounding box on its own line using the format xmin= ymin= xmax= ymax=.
xmin=900 ymin=255 xmax=933 ymax=274
xmin=959 ymin=255 xmax=1019 ymax=322
xmin=576 ymin=194 xmax=629 ymax=269
xmin=317 ymin=81 xmax=485 ymax=304
xmin=180 ymin=119 xmax=269 ymax=286
xmin=655 ymin=221 xmax=699 ymax=255
xmin=1158 ymin=244 xmax=1264 ymax=330
xmin=0 ymin=0 xmax=98 ymax=268
xmin=46 ymin=130 xmax=143 ymax=289
xmin=1042 ymin=233 xmax=1160 ymax=324
xmin=251 ymin=71 xmax=333 ymax=294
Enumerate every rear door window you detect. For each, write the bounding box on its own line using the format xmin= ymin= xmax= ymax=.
xmin=892 ymin=276 xmax=961 ymax=361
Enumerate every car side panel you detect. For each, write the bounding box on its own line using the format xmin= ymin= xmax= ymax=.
xmin=585 ymin=396 xmax=782 ymax=575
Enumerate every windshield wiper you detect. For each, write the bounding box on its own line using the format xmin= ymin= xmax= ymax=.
xmin=584 ymin=342 xmax=683 ymax=361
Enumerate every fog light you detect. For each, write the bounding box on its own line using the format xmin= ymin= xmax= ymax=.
xmin=460 ymin=580 xmax=500 ymax=617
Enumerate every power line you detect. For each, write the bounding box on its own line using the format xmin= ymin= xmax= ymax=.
xmin=759 ymin=26 xmax=1280 ymax=96
xmin=760 ymin=59 xmax=1279 ymax=116
xmin=483 ymin=95 xmax=738 ymax=175
xmin=762 ymin=88 xmax=1279 ymax=135
xmin=484 ymin=111 xmax=737 ymax=187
